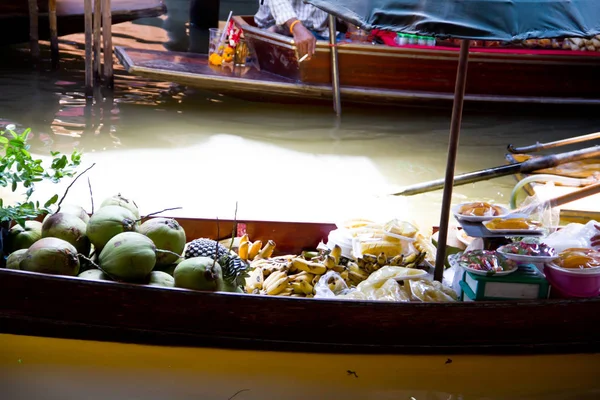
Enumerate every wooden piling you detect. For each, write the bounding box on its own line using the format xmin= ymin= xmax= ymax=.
xmin=28 ymin=0 xmax=40 ymax=59
xmin=84 ymin=0 xmax=94 ymax=97
xmin=94 ymin=0 xmax=102 ymax=81
xmin=102 ymin=0 xmax=114 ymax=88
xmin=49 ymin=0 xmax=59 ymax=67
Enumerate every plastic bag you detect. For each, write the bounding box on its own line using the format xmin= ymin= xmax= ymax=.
xmin=314 ymin=270 xmax=353 ymax=298
xmin=515 ymin=192 xmax=561 ymax=235
xmin=544 ymin=220 xmax=600 ymax=253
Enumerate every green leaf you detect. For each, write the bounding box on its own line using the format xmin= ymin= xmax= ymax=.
xmin=11 ymin=180 xmax=16 ymax=192
xmin=0 ymin=136 xmax=8 ymax=144
xmin=44 ymin=194 xmax=59 ymax=208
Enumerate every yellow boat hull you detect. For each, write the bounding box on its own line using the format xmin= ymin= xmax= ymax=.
xmin=1 ymin=334 xmax=599 ymax=399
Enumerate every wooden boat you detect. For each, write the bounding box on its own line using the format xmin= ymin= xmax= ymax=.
xmin=0 ymin=0 xmax=167 ymax=46
xmin=1 ymin=216 xmax=600 ymax=356
xmin=115 ymin=15 xmax=600 ymax=107
xmin=506 ymin=153 xmax=600 ymax=223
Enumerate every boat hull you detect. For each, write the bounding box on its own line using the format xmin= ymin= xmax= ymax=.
xmin=1 ymin=217 xmax=600 ymax=355
xmin=236 ymin=17 xmax=600 ymax=103
xmin=2 ymin=333 xmax=600 ymax=399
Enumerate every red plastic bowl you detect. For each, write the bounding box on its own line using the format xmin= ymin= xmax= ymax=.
xmin=545 ymin=263 xmax=600 ymax=298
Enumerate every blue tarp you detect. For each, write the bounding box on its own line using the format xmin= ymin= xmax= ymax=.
xmin=304 ymin=0 xmax=600 ymax=41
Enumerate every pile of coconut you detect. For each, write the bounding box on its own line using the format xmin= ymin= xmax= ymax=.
xmin=4 ymin=194 xmax=190 ymax=288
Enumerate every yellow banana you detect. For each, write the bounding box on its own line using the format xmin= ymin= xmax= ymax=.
xmin=362 ymin=254 xmax=378 ymax=264
xmin=330 ymin=245 xmax=342 ymax=264
xmin=323 ymin=255 xmax=336 ymax=270
xmin=276 ymin=286 xmax=294 ymax=296
xmin=402 ymin=252 xmax=418 ymax=265
xmin=292 ymin=258 xmax=327 ymax=275
xmin=291 ymin=280 xmax=314 ymax=295
xmin=356 ymin=258 xmax=366 ymax=268
xmin=244 ymin=267 xmax=264 ymax=292
xmin=376 ymin=252 xmax=387 ymax=266
xmin=348 ymin=270 xmax=368 ymax=286
xmin=238 ymin=241 xmax=249 ymax=261
xmin=263 ymin=272 xmax=289 ymax=295
xmin=331 ymin=264 xmax=345 ymax=273
xmin=257 ymin=240 xmax=276 ymax=259
xmin=390 ymin=254 xmax=404 ymax=266
xmin=239 ymin=234 xmax=249 ymax=246
xmin=291 ymin=293 xmax=305 ymax=298
xmin=248 ymin=240 xmax=263 ymax=261
xmin=290 ymin=272 xmax=315 ymax=284
xmin=312 ymin=274 xmax=322 ymax=287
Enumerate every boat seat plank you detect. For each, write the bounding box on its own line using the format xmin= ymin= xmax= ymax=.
xmin=117 ymin=47 xmax=296 ymax=84
xmin=1 ymin=0 xmax=164 ymax=17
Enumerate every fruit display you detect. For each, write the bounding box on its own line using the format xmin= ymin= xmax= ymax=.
xmin=0 ymin=194 xmax=459 ymax=302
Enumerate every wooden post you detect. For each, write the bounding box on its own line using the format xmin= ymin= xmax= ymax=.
xmin=49 ymin=0 xmax=59 ymax=67
xmin=84 ymin=0 xmax=93 ymax=98
xmin=102 ymin=0 xmax=114 ymax=88
xmin=28 ymin=0 xmax=40 ymax=59
xmin=328 ymin=15 xmax=341 ymax=116
xmin=434 ymin=39 xmax=471 ymax=282
xmin=94 ymin=0 xmax=102 ymax=81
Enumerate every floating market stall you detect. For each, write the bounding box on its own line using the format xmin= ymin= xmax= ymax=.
xmin=2 ymin=0 xmax=600 ymax=396
xmin=115 ymin=13 xmax=600 ymax=108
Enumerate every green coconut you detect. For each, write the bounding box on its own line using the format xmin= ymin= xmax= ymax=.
xmin=5 ymin=220 xmax=42 ymax=253
xmin=86 ymin=206 xmax=138 ymax=251
xmin=20 ymin=237 xmax=80 ymax=276
xmin=174 ymin=256 xmax=223 ymax=291
xmin=42 ymin=212 xmax=91 ymax=256
xmin=145 ymin=271 xmax=175 ymax=288
xmin=139 ymin=217 xmax=185 ymax=267
xmin=78 ymin=269 xmax=112 ymax=281
xmin=6 ymin=249 xmax=27 ymax=270
xmin=98 ymin=231 xmax=156 ymax=282
xmin=100 ymin=194 xmax=140 ymax=219
xmin=44 ymin=204 xmax=90 ymax=224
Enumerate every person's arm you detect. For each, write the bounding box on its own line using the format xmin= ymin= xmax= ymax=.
xmin=267 ymin=0 xmax=317 ymax=58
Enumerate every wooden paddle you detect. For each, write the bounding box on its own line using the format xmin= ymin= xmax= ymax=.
xmin=392 ymin=145 xmax=600 ymax=196
xmin=509 ymin=182 xmax=600 ymax=217
xmin=507 ymin=131 xmax=600 ymax=154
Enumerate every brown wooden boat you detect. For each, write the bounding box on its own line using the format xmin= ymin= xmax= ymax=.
xmin=115 ymin=15 xmax=600 ymax=107
xmin=1 ymin=216 xmax=599 ymax=355
xmin=0 ymin=0 xmax=166 ymax=46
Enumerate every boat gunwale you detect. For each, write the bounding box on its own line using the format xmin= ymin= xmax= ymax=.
xmin=115 ymin=46 xmax=600 ymax=106
xmin=235 ymin=16 xmax=600 ymax=66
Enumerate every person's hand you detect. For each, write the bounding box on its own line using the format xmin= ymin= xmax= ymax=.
xmin=289 ymin=20 xmax=316 ymax=59
xmin=591 ymin=224 xmax=600 ymax=249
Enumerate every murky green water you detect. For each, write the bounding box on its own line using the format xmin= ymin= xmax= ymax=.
xmin=1 ymin=2 xmax=600 ymax=229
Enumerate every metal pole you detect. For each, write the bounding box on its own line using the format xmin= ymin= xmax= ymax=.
xmin=434 ymin=39 xmax=471 ymax=282
xmin=84 ymin=0 xmax=93 ymax=98
xmin=94 ymin=0 xmax=102 ymax=81
xmin=49 ymin=0 xmax=59 ymax=68
xmin=102 ymin=0 xmax=114 ymax=89
xmin=328 ymin=14 xmax=341 ymax=116
xmin=28 ymin=0 xmax=40 ymax=59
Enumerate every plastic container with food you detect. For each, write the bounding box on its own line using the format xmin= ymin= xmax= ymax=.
xmin=544 ymin=247 xmax=600 ymax=298
xmin=452 ymin=201 xmax=508 ymax=222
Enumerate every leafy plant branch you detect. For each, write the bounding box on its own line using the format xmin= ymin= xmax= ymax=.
xmin=0 ymin=126 xmax=82 ymax=227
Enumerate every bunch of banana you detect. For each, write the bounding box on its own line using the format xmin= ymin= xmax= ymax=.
xmin=237 ymin=234 xmax=276 ymax=262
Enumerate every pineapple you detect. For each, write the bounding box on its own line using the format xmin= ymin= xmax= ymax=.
xmin=184 ymin=238 xmax=249 ymax=292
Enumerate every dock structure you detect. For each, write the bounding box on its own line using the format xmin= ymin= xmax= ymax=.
xmin=27 ymin=0 xmax=115 ymax=95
